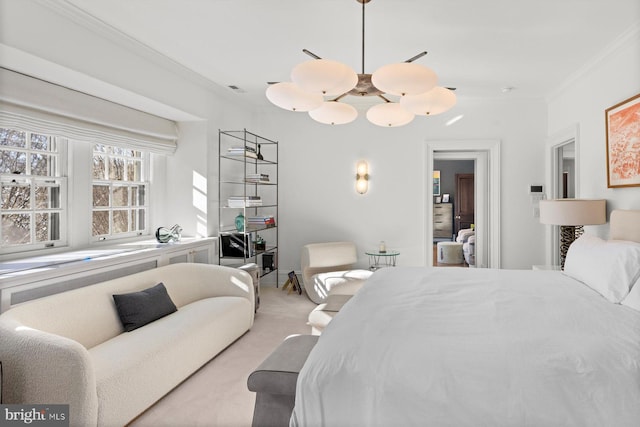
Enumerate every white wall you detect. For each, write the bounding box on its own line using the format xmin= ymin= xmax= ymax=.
xmin=547 ymin=26 xmax=640 ymax=239
xmin=257 ymin=96 xmax=547 ymax=273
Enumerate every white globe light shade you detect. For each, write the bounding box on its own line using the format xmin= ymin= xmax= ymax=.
xmin=366 ymin=103 xmax=415 ymax=127
xmin=309 ymin=101 xmax=358 ymax=125
xmin=372 ymin=62 xmax=437 ymax=96
xmin=291 ymin=59 xmax=358 ymax=96
xmin=265 ymin=82 xmax=323 ymax=112
xmin=400 ymin=86 xmax=457 ymax=116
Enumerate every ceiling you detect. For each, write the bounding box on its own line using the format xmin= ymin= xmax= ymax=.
xmin=63 ymin=0 xmax=639 ymax=110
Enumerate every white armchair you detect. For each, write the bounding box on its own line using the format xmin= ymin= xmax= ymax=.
xmin=300 ymin=242 xmax=371 ymax=304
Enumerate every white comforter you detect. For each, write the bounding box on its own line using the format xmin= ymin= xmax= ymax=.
xmin=291 ymin=267 xmax=640 ymax=427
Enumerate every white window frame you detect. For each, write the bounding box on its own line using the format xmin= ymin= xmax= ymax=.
xmin=91 ymin=144 xmax=150 ymax=242
xmin=0 ymin=130 xmax=68 ymax=255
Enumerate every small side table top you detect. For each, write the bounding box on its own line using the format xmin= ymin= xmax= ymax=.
xmin=365 ymin=250 xmax=400 ymax=270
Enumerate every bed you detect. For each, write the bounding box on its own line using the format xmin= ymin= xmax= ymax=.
xmin=291 ymin=210 xmax=640 ymax=427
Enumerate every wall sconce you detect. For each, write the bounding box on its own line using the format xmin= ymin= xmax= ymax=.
xmin=356 ymin=160 xmax=369 ymax=194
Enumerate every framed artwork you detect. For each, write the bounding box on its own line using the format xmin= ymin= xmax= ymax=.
xmin=606 ymin=93 xmax=640 ymax=188
xmin=435 ymin=196 xmax=442 ymax=204
xmin=442 ymin=193 xmax=450 ymax=203
xmin=433 ymin=170 xmax=441 ymax=196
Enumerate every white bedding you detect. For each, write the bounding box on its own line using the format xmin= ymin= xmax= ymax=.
xmin=291 ymin=267 xmax=640 ymax=427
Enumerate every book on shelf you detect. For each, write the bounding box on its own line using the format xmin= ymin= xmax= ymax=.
xmin=228 ymin=196 xmax=263 ymax=208
xmin=246 ymin=173 xmax=269 ymax=182
xmin=247 ymin=216 xmax=276 ymax=227
xmin=227 ymin=146 xmax=257 ymax=158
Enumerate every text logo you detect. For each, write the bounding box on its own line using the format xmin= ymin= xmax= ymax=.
xmin=0 ymin=405 xmax=69 ymax=427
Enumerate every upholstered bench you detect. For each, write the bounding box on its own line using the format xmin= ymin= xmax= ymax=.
xmin=247 ymin=334 xmax=319 ymax=427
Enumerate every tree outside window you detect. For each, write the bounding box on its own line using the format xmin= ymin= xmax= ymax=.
xmin=92 ymin=144 xmax=148 ymax=239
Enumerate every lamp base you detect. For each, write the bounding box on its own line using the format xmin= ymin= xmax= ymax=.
xmin=559 ymin=225 xmax=584 ymax=270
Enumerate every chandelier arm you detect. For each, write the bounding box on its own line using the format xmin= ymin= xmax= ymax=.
xmin=303 ymin=49 xmax=322 ymax=59
xmin=404 ymin=51 xmax=428 ymax=63
xmin=333 ymin=92 xmax=350 ymax=102
xmin=377 ymin=94 xmax=392 ymax=103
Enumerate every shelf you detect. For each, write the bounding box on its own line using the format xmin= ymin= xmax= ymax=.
xmin=219 ymin=129 xmax=278 ymax=277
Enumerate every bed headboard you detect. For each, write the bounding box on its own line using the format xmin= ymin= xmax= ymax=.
xmin=610 ymin=210 xmax=640 ymax=243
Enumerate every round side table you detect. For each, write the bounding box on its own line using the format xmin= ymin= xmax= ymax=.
xmin=365 ymin=250 xmax=400 ymax=270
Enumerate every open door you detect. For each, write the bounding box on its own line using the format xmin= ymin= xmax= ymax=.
xmin=455 ymin=173 xmax=474 ymax=234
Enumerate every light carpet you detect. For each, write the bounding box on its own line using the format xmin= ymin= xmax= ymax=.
xmin=128 ymin=285 xmax=316 ymax=427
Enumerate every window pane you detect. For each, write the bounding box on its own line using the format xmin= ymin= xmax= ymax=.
xmin=92 ymin=210 xmax=109 ymax=236
xmin=0 ymin=150 xmax=27 ymax=174
xmin=1 ymin=184 xmax=31 ymax=210
xmin=93 ymin=155 xmax=106 ymax=179
xmin=131 ymin=185 xmax=146 ymax=206
xmin=2 ymin=213 xmax=31 ymax=244
xmin=31 ymin=153 xmax=54 ymax=176
xmin=127 ymin=160 xmax=141 ymax=181
xmin=112 ymin=186 xmax=129 ymax=207
xmin=0 ymin=128 xmax=26 ymax=148
xmin=35 ymin=185 xmax=49 ymax=209
xmin=35 ymin=212 xmax=54 ymax=242
xmin=30 ymin=133 xmax=50 ymax=151
xmin=113 ymin=210 xmax=128 ymax=233
xmin=138 ymin=209 xmax=145 ymax=230
xmin=109 ymin=158 xmax=126 ymax=180
xmin=93 ymin=185 xmax=109 ymax=207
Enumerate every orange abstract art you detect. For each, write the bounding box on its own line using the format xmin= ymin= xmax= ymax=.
xmin=606 ymin=93 xmax=640 ymax=188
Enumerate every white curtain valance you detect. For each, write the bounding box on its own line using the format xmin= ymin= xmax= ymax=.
xmin=0 ymin=68 xmax=178 ymax=155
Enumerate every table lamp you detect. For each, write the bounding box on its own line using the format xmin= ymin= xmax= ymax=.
xmin=539 ymin=199 xmax=606 ymax=269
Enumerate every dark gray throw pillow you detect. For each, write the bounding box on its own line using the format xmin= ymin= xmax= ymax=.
xmin=113 ymin=282 xmax=177 ymax=332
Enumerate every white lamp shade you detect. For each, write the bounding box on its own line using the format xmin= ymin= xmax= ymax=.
xmin=291 ymin=59 xmax=358 ymax=96
xmin=366 ymin=103 xmax=415 ymax=127
xmin=265 ymin=82 xmax=324 ymax=112
xmin=539 ymin=199 xmax=607 ymax=226
xmin=309 ymin=101 xmax=358 ymax=125
xmin=372 ymin=62 xmax=437 ymax=96
xmin=400 ymin=86 xmax=457 ymax=116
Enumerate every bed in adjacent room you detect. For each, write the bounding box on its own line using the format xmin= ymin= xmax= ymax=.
xmin=291 ymin=210 xmax=640 ymax=427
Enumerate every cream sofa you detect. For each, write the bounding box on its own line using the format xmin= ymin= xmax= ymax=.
xmin=0 ymin=262 xmax=254 ymax=427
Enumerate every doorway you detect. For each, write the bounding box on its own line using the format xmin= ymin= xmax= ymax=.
xmin=425 ymin=140 xmax=501 ymax=268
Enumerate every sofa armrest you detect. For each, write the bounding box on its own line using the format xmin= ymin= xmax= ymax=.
xmin=0 ymin=318 xmax=98 ymax=426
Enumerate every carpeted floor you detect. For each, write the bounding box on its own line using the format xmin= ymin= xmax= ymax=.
xmin=128 ymin=285 xmax=316 ymax=427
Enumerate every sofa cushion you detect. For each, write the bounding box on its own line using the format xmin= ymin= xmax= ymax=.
xmin=113 ymin=282 xmax=177 ymax=332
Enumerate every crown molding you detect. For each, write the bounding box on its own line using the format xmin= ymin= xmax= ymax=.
xmin=546 ymin=22 xmax=640 ymax=102
xmin=35 ymin=0 xmax=234 ymax=99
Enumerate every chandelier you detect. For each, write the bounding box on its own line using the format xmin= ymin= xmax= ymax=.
xmin=266 ymin=0 xmax=456 ymax=127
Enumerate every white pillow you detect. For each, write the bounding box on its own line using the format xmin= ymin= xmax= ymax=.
xmin=563 ymin=234 xmax=640 ymax=303
xmin=621 ymin=276 xmax=640 ymax=311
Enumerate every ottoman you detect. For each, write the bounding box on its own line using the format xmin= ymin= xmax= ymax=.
xmin=437 ymin=241 xmax=464 ymax=264
xmin=247 ymin=335 xmax=319 ymax=427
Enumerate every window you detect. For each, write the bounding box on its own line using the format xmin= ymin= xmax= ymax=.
xmin=92 ymin=144 xmax=148 ymax=239
xmin=1 ymin=128 xmax=66 ymax=251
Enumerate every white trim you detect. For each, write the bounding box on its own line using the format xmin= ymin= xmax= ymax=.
xmin=425 ymin=140 xmax=501 ymax=268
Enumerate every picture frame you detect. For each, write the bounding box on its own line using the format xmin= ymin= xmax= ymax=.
xmin=433 ymin=170 xmax=441 ymax=196
xmin=605 ymin=93 xmax=640 ymax=188
xmin=442 ymin=193 xmax=450 ymax=203
xmin=435 ymin=196 xmax=442 ymax=204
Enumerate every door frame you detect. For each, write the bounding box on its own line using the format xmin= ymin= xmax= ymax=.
xmin=425 ymin=140 xmax=501 ymax=268
xmin=545 ymin=124 xmax=580 ymax=266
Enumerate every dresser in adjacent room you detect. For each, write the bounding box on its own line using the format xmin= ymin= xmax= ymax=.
xmin=433 ymin=203 xmax=453 ymax=240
